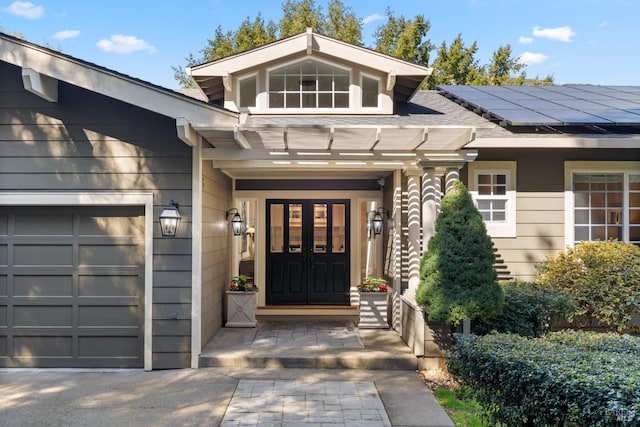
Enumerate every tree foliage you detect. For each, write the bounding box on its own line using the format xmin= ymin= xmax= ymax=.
xmin=416 ymin=180 xmax=503 ymax=325
xmin=172 ymin=1 xmax=553 ymax=88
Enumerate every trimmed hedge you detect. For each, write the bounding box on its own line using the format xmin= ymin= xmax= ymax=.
xmin=448 ymin=331 xmax=640 ymax=426
xmin=474 ymin=280 xmax=579 ymax=337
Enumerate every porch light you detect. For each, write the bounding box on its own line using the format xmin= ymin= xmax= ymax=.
xmin=371 ymin=207 xmax=389 ymax=236
xmin=226 ymin=208 xmax=243 ymax=236
xmin=159 ymin=201 xmax=181 ymax=237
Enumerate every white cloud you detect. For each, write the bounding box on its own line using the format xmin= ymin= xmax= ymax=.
xmin=363 ymin=13 xmax=384 ymax=25
xmin=96 ymin=34 xmax=156 ymax=54
xmin=3 ymin=1 xmax=44 ymax=19
xmin=518 ymin=36 xmax=534 ymax=44
xmin=532 ymin=26 xmax=576 ymax=42
xmin=52 ymin=30 xmax=80 ymax=40
xmin=599 ymin=21 xmax=610 ymax=28
xmin=519 ymin=51 xmax=548 ymax=65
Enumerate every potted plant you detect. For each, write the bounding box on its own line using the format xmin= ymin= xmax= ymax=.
xmin=357 ymin=277 xmax=389 ymax=329
xmin=225 ymin=274 xmax=258 ymax=327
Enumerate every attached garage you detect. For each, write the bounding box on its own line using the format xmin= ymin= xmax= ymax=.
xmin=0 ymin=205 xmax=145 ymax=368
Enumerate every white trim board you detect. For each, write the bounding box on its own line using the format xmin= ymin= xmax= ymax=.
xmin=0 ymin=191 xmax=155 ymax=371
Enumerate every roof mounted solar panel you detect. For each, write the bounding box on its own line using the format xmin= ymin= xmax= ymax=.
xmin=437 ymin=84 xmax=640 ymax=127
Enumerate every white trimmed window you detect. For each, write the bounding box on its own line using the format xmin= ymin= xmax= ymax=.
xmin=238 ymin=75 xmax=257 ymax=108
xmin=268 ymin=60 xmax=350 ymax=110
xmin=469 ymin=162 xmax=517 ymax=238
xmin=567 ymin=162 xmax=640 ymax=246
xmin=361 ymin=75 xmax=379 ymax=108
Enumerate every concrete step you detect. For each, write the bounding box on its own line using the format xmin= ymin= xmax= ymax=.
xmin=198 ymin=322 xmax=418 ymax=370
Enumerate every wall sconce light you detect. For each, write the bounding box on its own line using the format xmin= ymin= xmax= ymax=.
xmin=371 ymin=207 xmax=390 ymax=236
xmin=159 ymin=200 xmax=181 ymax=237
xmin=226 ymin=208 xmax=243 ymax=236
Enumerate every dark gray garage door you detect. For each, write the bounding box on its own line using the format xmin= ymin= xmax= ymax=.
xmin=0 ymin=206 xmax=145 ymax=368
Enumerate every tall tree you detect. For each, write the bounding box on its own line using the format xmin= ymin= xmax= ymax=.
xmin=426 ymin=34 xmax=482 ymax=88
xmin=484 ymin=44 xmax=526 ymax=85
xmin=373 ymin=8 xmax=433 ymax=65
xmin=279 ymin=0 xmax=325 ymax=38
xmin=324 ymin=0 xmax=362 ymax=45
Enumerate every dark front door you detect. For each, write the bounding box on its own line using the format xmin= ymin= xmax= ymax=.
xmin=266 ymin=199 xmax=350 ymax=305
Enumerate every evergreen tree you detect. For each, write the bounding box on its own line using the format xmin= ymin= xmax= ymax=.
xmin=373 ymin=8 xmax=432 ymax=65
xmin=416 ymin=180 xmax=503 ymax=325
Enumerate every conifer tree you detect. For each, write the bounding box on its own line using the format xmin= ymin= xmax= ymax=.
xmin=416 ymin=180 xmax=503 ymax=325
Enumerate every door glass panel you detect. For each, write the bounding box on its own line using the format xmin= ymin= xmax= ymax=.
xmin=289 ymin=204 xmax=302 ymax=253
xmin=270 ymin=204 xmax=284 ymax=253
xmin=332 ymin=204 xmax=346 ymax=253
xmin=313 ymin=204 xmax=327 ymax=253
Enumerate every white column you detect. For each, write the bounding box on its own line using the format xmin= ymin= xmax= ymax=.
xmin=445 ymin=167 xmax=460 ymax=193
xmin=405 ymin=169 xmax=422 ymax=292
xmin=421 ymin=167 xmax=441 ymax=252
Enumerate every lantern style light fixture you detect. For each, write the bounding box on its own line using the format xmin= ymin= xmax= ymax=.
xmin=159 ymin=200 xmax=181 ymax=237
xmin=226 ymin=208 xmax=243 ymax=236
xmin=370 ymin=207 xmax=389 ymax=236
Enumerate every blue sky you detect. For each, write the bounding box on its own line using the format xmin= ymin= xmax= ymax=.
xmin=1 ymin=0 xmax=637 ymax=89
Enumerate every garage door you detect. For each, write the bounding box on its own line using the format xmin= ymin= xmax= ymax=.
xmin=0 ymin=206 xmax=145 ymax=368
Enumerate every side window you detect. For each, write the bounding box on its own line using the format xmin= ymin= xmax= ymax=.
xmin=470 ymin=162 xmax=517 ymax=238
xmin=361 ymin=76 xmax=379 ymax=108
xmin=239 ymin=76 xmax=256 ymax=108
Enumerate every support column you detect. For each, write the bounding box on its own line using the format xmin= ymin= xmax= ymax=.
xmin=421 ymin=167 xmax=441 ymax=252
xmin=405 ymin=168 xmax=422 ymax=292
xmin=445 ymin=167 xmax=460 ymax=193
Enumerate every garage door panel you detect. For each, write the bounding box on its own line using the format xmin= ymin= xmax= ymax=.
xmin=79 ymin=214 xmax=143 ymax=237
xmin=13 ymin=336 xmax=72 ymax=357
xmin=79 ymin=336 xmax=139 ymax=358
xmin=79 ymin=244 xmax=143 ymax=266
xmin=14 ymin=213 xmax=73 ymax=235
xmin=14 ymin=245 xmax=73 ymax=266
xmin=14 ymin=275 xmax=73 ymax=296
xmin=78 ymin=274 xmax=141 ymax=297
xmin=0 ymin=206 xmax=144 ymax=368
xmin=78 ymin=305 xmax=139 ymax=327
xmin=13 ymin=305 xmax=73 ymax=327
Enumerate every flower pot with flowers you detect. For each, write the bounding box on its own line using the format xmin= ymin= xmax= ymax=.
xmin=357 ymin=277 xmax=389 ymax=329
xmin=225 ymin=274 xmax=258 ymax=327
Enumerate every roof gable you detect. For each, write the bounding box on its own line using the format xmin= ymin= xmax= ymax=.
xmin=0 ymin=32 xmax=237 ymax=140
xmin=189 ymin=29 xmax=432 ymax=104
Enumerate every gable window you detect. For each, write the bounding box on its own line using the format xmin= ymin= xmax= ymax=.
xmin=571 ymin=172 xmax=640 ymax=245
xmin=361 ymin=75 xmax=379 ymax=108
xmin=268 ymin=60 xmax=349 ymax=110
xmin=239 ymin=76 xmax=256 ymax=108
xmin=469 ymin=162 xmax=517 ymax=238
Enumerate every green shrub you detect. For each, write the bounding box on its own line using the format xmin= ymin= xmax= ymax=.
xmin=537 ymin=240 xmax=640 ymax=332
xmin=416 ymin=180 xmax=503 ymax=325
xmin=448 ymin=331 xmax=640 ymax=426
xmin=474 ymin=280 xmax=580 ymax=337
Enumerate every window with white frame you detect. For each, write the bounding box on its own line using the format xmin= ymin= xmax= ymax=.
xmin=239 ymin=76 xmax=257 ymax=108
xmin=361 ymin=75 xmax=379 ymax=108
xmin=469 ymin=162 xmax=517 ymax=238
xmin=571 ymin=171 xmax=640 ymax=246
xmin=268 ymin=60 xmax=350 ymax=110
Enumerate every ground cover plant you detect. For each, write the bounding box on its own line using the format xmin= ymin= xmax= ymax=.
xmin=448 ymin=331 xmax=640 ymax=426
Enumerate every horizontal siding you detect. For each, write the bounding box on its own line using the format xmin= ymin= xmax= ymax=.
xmin=0 ymin=61 xmax=193 ymax=368
xmin=200 ymin=161 xmax=232 ymax=348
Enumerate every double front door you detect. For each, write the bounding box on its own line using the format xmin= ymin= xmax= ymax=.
xmin=266 ymin=200 xmax=350 ymax=305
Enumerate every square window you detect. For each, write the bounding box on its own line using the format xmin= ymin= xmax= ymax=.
xmin=270 ymin=75 xmax=284 ymax=92
xmin=334 ymin=76 xmax=349 ymax=92
xmin=318 ymin=93 xmax=332 ymax=108
xmin=269 ymin=93 xmax=284 ymax=108
xmin=286 ymin=93 xmax=300 ymax=108
xmin=334 ymin=93 xmax=349 ymax=108
xmin=302 ymin=93 xmax=316 ymax=108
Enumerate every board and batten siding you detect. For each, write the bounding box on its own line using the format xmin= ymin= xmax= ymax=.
xmin=0 ymin=61 xmax=193 ymax=369
xmin=200 ymin=161 xmax=232 ymax=346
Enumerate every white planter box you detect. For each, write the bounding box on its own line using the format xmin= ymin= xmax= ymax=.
xmin=358 ymin=292 xmax=389 ymax=329
xmin=225 ymin=291 xmax=257 ymax=327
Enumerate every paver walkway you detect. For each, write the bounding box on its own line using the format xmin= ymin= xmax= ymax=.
xmin=221 ymin=379 xmax=391 ymax=426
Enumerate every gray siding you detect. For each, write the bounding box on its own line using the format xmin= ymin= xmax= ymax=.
xmin=200 ymin=161 xmax=232 ymax=346
xmin=0 ymin=61 xmax=193 ymax=369
xmin=472 ymin=148 xmax=640 ymax=280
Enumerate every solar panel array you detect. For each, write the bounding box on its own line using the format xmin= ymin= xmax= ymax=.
xmin=438 ymin=85 xmax=640 ymax=126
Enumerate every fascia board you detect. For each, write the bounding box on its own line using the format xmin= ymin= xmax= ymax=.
xmin=0 ymin=36 xmax=238 ymax=127
xmin=466 ymin=136 xmax=640 ymax=149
